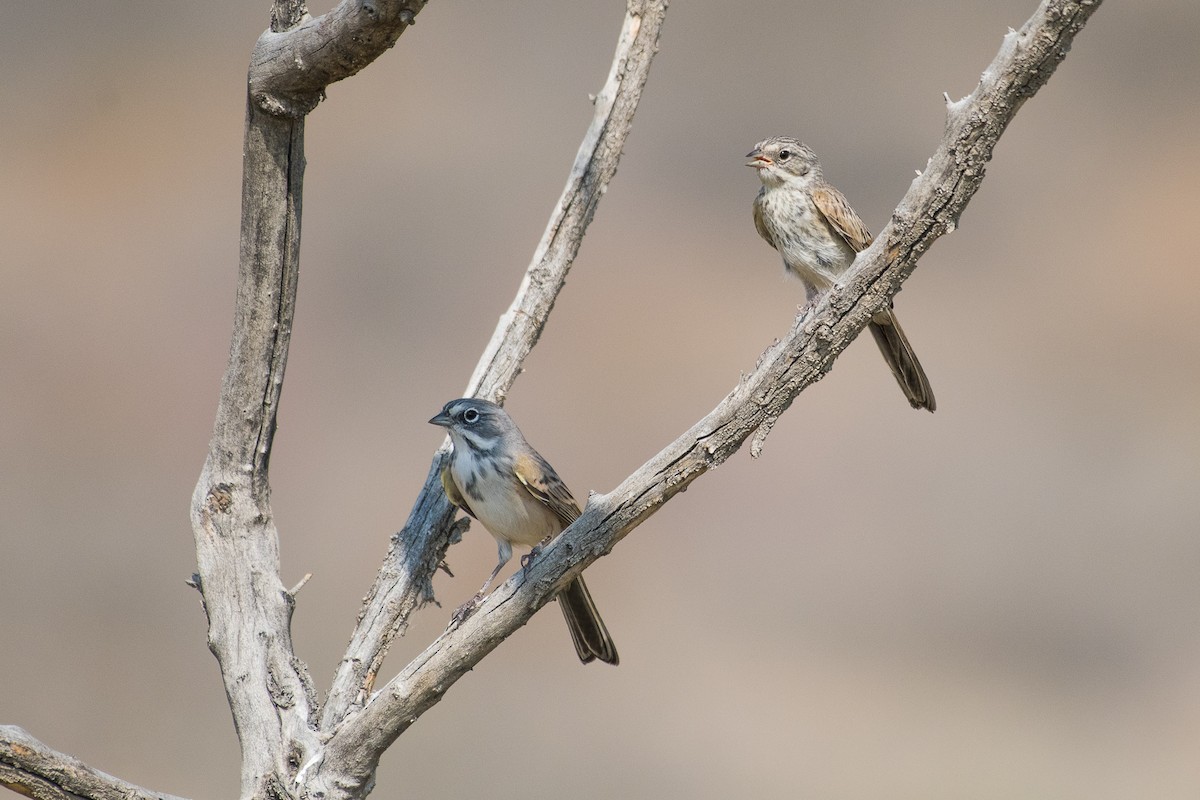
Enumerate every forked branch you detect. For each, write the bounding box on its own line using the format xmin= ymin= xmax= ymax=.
xmin=0 ymin=2 xmax=1100 ymax=800
xmin=320 ymin=0 xmax=671 ymax=731
xmin=313 ymin=0 xmax=1102 ymax=776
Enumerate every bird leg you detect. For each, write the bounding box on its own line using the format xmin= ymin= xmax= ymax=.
xmin=449 ymin=545 xmax=510 ymax=628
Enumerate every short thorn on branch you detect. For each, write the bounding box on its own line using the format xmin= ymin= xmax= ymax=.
xmin=287 ymin=573 xmax=313 ymax=596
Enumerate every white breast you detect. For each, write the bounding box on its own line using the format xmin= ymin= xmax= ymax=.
xmin=449 ymin=446 xmax=559 ymax=548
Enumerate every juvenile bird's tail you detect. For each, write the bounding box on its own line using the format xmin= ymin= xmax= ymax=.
xmin=869 ymin=308 xmax=936 ymax=412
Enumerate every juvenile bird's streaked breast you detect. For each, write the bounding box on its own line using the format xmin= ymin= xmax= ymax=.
xmin=755 ymin=185 xmax=850 ymax=295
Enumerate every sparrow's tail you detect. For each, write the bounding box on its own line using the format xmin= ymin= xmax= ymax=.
xmin=869 ymin=308 xmax=936 ymax=412
xmin=558 ymin=575 xmax=619 ymax=666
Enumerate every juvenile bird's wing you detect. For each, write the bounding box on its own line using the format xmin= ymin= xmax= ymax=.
xmin=514 ymin=452 xmax=581 ymax=528
xmin=752 ymin=189 xmax=776 ymax=248
xmin=439 ymin=464 xmax=476 ymax=519
xmin=812 ymin=185 xmax=873 ymax=253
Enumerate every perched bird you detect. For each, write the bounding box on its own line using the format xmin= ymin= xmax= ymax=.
xmin=430 ymin=398 xmax=619 ymax=665
xmin=747 ymin=136 xmax=936 ymax=411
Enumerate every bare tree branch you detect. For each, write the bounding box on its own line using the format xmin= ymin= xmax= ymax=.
xmin=251 ymin=0 xmax=427 ymax=117
xmin=0 ymin=726 xmax=187 ymax=800
xmin=187 ymin=1 xmax=429 ymax=799
xmin=320 ymin=0 xmax=671 ymax=731
xmin=311 ymin=0 xmax=1103 ymax=772
xmin=189 ymin=95 xmax=320 ymax=800
xmin=0 ymin=1 xmax=1100 ymax=798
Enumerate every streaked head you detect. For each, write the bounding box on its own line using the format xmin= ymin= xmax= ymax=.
xmin=746 ymin=136 xmax=822 ymax=188
xmin=429 ymin=398 xmax=518 ymax=454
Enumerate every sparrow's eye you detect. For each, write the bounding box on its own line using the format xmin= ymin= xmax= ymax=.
xmin=461 ymin=408 xmax=480 ymax=424
xmin=778 ymin=149 xmax=791 ymax=161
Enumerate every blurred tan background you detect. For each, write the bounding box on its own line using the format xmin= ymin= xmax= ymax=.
xmin=2 ymin=1 xmax=1198 ymax=797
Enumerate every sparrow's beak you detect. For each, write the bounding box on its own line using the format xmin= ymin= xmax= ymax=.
xmin=745 ymin=148 xmax=771 ymax=168
xmin=429 ymin=411 xmax=453 ymax=428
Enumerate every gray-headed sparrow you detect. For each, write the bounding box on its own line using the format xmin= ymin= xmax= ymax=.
xmin=430 ymin=398 xmax=618 ymax=665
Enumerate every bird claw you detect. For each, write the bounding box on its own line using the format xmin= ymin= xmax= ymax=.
xmin=520 ymin=544 xmax=543 ymax=571
xmin=448 ymin=593 xmax=484 ymax=629
xmin=521 ymin=532 xmax=557 ymax=571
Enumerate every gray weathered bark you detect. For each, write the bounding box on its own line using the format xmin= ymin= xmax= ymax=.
xmin=0 ymin=2 xmax=1101 ymax=800
xmin=0 ymin=726 xmax=188 ymax=800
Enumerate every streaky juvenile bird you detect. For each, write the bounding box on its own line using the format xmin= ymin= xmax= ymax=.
xmin=748 ymin=136 xmax=936 ymax=412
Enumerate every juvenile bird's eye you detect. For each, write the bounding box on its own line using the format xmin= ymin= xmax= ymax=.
xmin=778 ymin=149 xmax=791 ymax=161
xmin=462 ymin=408 xmax=480 ymax=424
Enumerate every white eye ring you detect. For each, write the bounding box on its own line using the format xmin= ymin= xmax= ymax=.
xmin=778 ymin=149 xmax=791 ymax=160
xmin=462 ymin=408 xmax=480 ymax=424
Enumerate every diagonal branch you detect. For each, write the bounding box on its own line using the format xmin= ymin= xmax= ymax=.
xmin=317 ymin=0 xmax=1102 ymax=771
xmin=320 ymin=0 xmax=671 ymax=732
xmin=0 ymin=726 xmax=187 ymax=800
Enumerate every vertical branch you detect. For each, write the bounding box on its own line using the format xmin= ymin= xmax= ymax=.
xmin=190 ymin=87 xmax=320 ymax=800
xmin=189 ymin=3 xmax=427 ymax=797
xmin=320 ymin=0 xmax=671 ymax=733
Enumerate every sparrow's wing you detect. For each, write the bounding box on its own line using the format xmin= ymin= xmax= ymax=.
xmin=752 ymin=189 xmax=776 ymax=248
xmin=514 ymin=451 xmax=581 ymax=528
xmin=439 ymin=464 xmax=476 ymax=519
xmin=812 ymin=185 xmax=874 ymax=253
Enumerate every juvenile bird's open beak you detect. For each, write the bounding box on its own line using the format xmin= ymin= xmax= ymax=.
xmin=745 ymin=147 xmax=771 ymax=168
xmin=429 ymin=411 xmax=453 ymax=427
